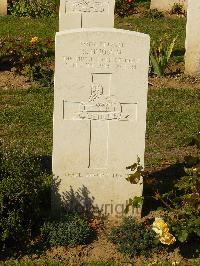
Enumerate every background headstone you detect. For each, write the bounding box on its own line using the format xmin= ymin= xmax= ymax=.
xmin=150 ymin=0 xmax=187 ymax=12
xmin=59 ymin=0 xmax=115 ymax=31
xmin=0 ymin=0 xmax=7 ymax=16
xmin=185 ymin=0 xmax=200 ymax=75
xmin=53 ymin=28 xmax=150 ymax=216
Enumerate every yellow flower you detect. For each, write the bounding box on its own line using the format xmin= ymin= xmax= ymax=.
xmin=172 ymin=262 xmax=180 ymax=265
xmin=159 ymin=232 xmax=176 ymax=245
xmin=162 ymin=226 xmax=170 ymax=235
xmin=152 ymin=217 xmax=169 ymax=236
xmin=30 ymin=36 xmax=38 ymax=44
xmin=152 ymin=217 xmax=176 ymax=245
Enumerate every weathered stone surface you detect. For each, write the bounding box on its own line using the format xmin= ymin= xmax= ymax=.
xmin=185 ymin=0 xmax=200 ymax=76
xmin=59 ymin=0 xmax=115 ymax=31
xmin=150 ymin=0 xmax=187 ymax=12
xmin=53 ymin=28 xmax=150 ymax=217
xmin=0 ymin=0 xmax=7 ymax=16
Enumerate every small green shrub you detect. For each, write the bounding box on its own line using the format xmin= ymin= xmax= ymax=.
xmin=22 ymin=63 xmax=54 ymax=87
xmin=41 ymin=214 xmax=94 ymax=247
xmin=115 ymin=0 xmax=136 ymax=17
xmin=0 ymin=148 xmax=52 ymax=250
xmin=108 ymin=217 xmax=161 ymax=257
xmin=150 ymin=35 xmax=177 ymax=76
xmin=171 ymin=3 xmax=185 ymax=15
xmin=9 ymin=0 xmax=59 ymax=18
xmin=144 ymin=8 xmax=164 ymax=19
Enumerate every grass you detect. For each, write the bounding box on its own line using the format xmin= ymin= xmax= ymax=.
xmin=115 ymin=16 xmax=186 ymax=63
xmin=115 ymin=16 xmax=186 ymax=50
xmin=0 ymin=16 xmax=58 ymax=39
xmin=146 ymin=88 xmax=200 ymax=166
xmin=0 ymin=87 xmax=53 ymax=155
xmin=0 ymin=15 xmax=185 ymax=48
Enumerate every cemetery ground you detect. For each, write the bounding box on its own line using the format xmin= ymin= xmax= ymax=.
xmin=0 ymin=10 xmax=200 ymax=266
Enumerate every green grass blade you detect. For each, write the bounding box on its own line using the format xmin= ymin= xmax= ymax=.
xmin=166 ymin=36 xmax=177 ymax=62
xmin=150 ymin=53 xmax=163 ymax=76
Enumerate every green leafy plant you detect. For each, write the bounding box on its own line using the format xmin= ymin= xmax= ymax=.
xmin=108 ymin=217 xmax=161 ymax=257
xmin=126 ymin=156 xmax=144 ymax=184
xmin=115 ymin=0 xmax=136 ymax=17
xmin=124 ymin=157 xmax=144 ymax=213
xmin=41 ymin=214 xmax=94 ymax=247
xmin=0 ymin=148 xmax=52 ymax=250
xmin=144 ymin=8 xmax=164 ymax=20
xmin=22 ymin=63 xmax=54 ymax=87
xmin=124 ymin=196 xmax=144 ymax=213
xmin=9 ymin=0 xmax=58 ymax=17
xmin=150 ymin=35 xmax=177 ymax=76
xmin=171 ymin=3 xmax=185 ymax=15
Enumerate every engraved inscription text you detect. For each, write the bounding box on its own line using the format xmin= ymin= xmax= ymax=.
xmin=65 ymin=0 xmax=109 ymax=13
xmin=64 ymin=41 xmax=138 ymax=71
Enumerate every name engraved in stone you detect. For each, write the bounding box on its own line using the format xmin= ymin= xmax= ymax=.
xmin=65 ymin=0 xmax=109 ymax=13
xmin=63 ymin=41 xmax=137 ymax=71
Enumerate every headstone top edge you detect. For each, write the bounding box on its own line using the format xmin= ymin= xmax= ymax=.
xmin=56 ymin=28 xmax=150 ymax=40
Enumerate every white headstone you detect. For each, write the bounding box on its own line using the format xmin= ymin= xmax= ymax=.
xmin=59 ymin=0 xmax=115 ymax=31
xmin=53 ymin=28 xmax=150 ymax=217
xmin=185 ymin=0 xmax=200 ymax=75
xmin=0 ymin=0 xmax=7 ymax=16
xmin=150 ymin=0 xmax=187 ymax=12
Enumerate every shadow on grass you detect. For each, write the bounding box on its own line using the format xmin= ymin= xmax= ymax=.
xmin=0 ymin=56 xmax=13 ymax=71
xmin=36 ymin=155 xmax=52 ymax=174
xmin=172 ymin=48 xmax=185 ymax=57
xmin=142 ymin=162 xmax=186 ymax=216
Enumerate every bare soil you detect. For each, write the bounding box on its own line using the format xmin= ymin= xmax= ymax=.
xmin=0 ymin=71 xmax=32 ymax=90
xmin=149 ymin=62 xmax=200 ymax=89
xmin=149 ymin=75 xmax=200 ymax=90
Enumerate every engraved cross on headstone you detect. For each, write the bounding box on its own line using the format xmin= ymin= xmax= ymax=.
xmin=65 ymin=0 xmax=109 ymax=28
xmin=59 ymin=0 xmax=114 ymax=30
xmin=63 ymin=73 xmax=137 ymax=169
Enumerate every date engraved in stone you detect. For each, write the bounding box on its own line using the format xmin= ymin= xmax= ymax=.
xmin=65 ymin=172 xmax=126 ymax=178
xmin=65 ymin=0 xmax=109 ymax=13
